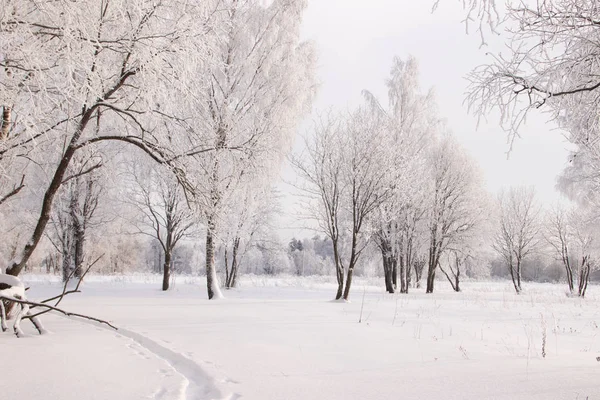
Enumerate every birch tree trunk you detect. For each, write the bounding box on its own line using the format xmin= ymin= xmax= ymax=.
xmin=1 ymin=106 xmax=11 ymax=140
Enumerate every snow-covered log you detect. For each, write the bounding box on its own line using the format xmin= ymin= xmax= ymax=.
xmin=0 ymin=274 xmax=46 ymax=337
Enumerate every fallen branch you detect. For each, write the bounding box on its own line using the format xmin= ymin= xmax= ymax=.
xmin=35 ymin=254 xmax=104 ymax=309
xmin=0 ymin=295 xmax=117 ymax=330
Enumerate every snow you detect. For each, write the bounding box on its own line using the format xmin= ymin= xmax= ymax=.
xmin=0 ymin=273 xmax=25 ymax=289
xmin=4 ymin=275 xmax=600 ymax=400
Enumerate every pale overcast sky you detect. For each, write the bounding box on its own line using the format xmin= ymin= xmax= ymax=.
xmin=277 ymin=0 xmax=573 ymax=239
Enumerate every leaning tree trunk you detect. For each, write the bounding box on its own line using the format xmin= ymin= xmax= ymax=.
xmin=6 ymin=104 xmax=97 ymax=277
xmin=455 ymin=265 xmax=460 ymax=292
xmin=508 ymin=261 xmax=520 ymax=294
xmin=342 ymin=266 xmax=355 ymax=301
xmin=578 ymin=256 xmax=590 ymax=298
xmin=343 ymin=231 xmax=362 ymax=301
xmin=565 ymin=265 xmax=574 ymax=295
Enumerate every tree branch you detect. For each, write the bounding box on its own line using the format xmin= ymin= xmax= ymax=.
xmin=1 ymin=295 xmax=117 ymax=330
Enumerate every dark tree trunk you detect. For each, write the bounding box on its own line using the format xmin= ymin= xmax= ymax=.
xmin=224 ymin=248 xmax=230 ymax=288
xmin=426 ymin=234 xmax=438 ymax=293
xmin=380 ymin=241 xmax=394 ymax=294
xmin=392 ymin=256 xmax=398 ymax=291
xmin=70 ymin=190 xmax=84 ymax=279
xmin=333 ymin=239 xmax=344 ymax=300
xmin=162 ymin=250 xmax=171 ymax=291
xmin=426 ymin=251 xmax=437 ymax=294
xmin=342 ymin=267 xmax=354 ymax=301
xmin=516 ymin=260 xmax=522 ymax=292
xmin=566 ymin=266 xmax=574 ymax=294
xmin=342 ymin=230 xmax=360 ymax=301
xmin=578 ymin=257 xmax=590 ymax=297
xmin=508 ymin=260 xmax=521 ymax=294
xmin=426 ymin=268 xmax=435 ymax=293
xmin=455 ymin=266 xmax=460 ymax=292
xmin=225 ymin=237 xmax=240 ymax=289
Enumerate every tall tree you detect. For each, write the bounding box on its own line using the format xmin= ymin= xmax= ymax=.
xmin=546 ymin=205 xmax=597 ymax=297
xmin=292 ymin=114 xmax=345 ymax=299
xmin=0 ymin=0 xmax=217 ymax=276
xmin=424 ymin=136 xmax=484 ymax=293
xmin=294 ymin=108 xmax=394 ymax=300
xmin=185 ymin=0 xmax=315 ymax=299
xmin=363 ymin=56 xmax=438 ymax=294
xmin=493 ymin=186 xmax=540 ymax=294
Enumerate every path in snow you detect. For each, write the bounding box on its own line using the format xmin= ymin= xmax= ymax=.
xmin=115 ymin=326 xmax=239 ymax=400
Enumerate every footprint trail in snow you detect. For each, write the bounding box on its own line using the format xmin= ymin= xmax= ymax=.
xmin=116 ymin=327 xmax=239 ymax=400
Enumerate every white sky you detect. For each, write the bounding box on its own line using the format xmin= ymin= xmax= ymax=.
xmin=277 ymin=0 xmax=573 ymax=240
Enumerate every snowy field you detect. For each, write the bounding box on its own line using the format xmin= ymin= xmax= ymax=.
xmin=4 ymin=275 xmax=600 ymax=400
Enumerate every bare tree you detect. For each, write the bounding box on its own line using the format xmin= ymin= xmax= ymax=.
xmin=439 ymin=249 xmax=472 ymax=292
xmin=339 ymin=109 xmax=395 ymax=300
xmin=546 ymin=206 xmax=598 ymax=297
xmin=182 ymin=0 xmax=315 ymax=299
xmin=493 ymin=186 xmax=540 ymax=294
xmin=425 ymin=137 xmax=484 ymax=293
xmin=292 ymin=114 xmax=345 ymax=299
xmin=222 ymin=186 xmax=276 ymax=289
xmin=545 ymin=205 xmax=576 ymax=294
xmin=294 ymin=108 xmax=394 ymax=300
xmin=126 ymin=165 xmax=195 ymax=291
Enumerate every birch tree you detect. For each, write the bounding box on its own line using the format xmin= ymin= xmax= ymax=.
xmin=292 ymin=114 xmax=345 ymax=299
xmin=184 ymin=0 xmax=315 ymax=299
xmin=425 ymin=136 xmax=485 ymax=293
xmin=221 ymin=185 xmax=278 ymax=289
xmin=493 ymin=186 xmax=541 ymax=294
xmin=364 ymin=56 xmax=438 ymax=294
xmin=294 ymin=108 xmax=394 ymax=300
xmin=546 ymin=206 xmax=598 ymax=297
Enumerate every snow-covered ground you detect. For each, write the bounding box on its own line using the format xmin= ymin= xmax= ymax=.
xmin=4 ymin=275 xmax=600 ymax=400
